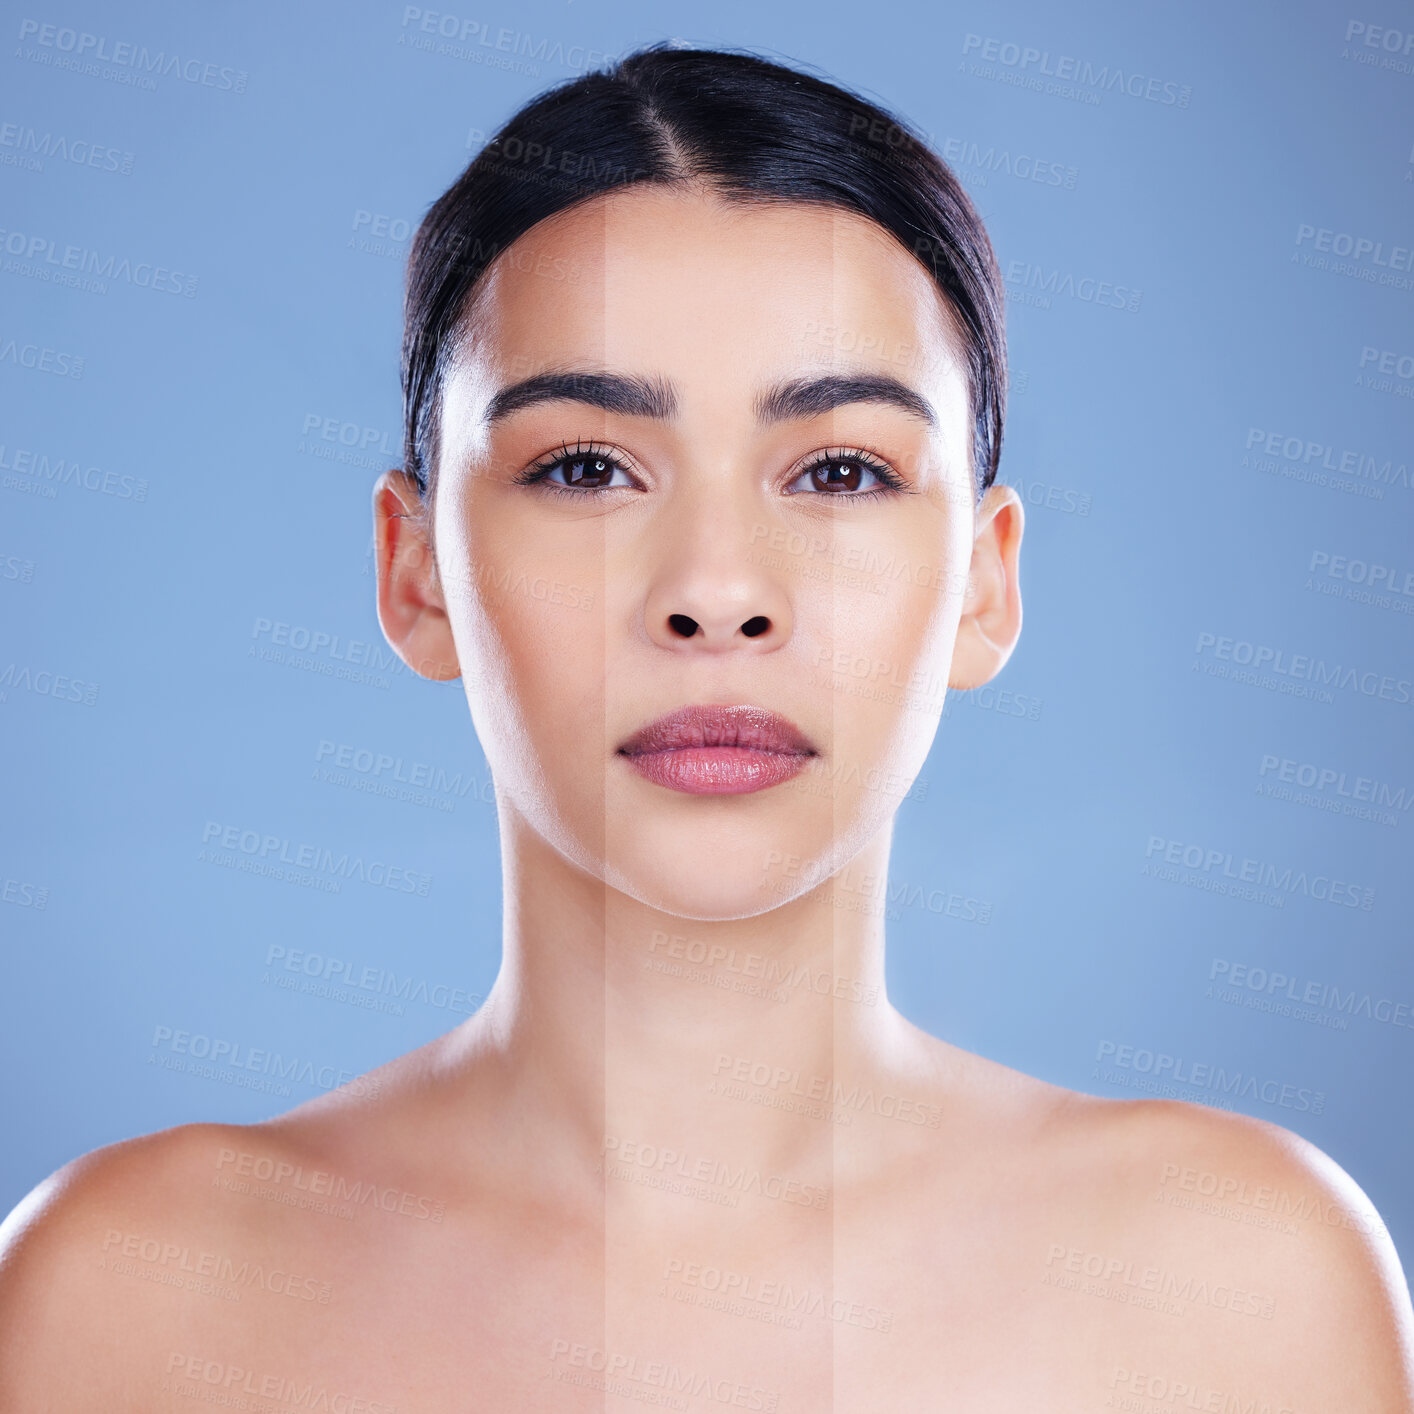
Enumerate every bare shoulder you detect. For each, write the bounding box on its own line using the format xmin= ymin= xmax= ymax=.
xmin=0 ymin=1117 xmax=262 ymax=1271
xmin=1050 ymin=1092 xmax=1414 ymax=1406
xmin=916 ymin=1041 xmax=1414 ymax=1405
xmin=0 ymin=1074 xmax=428 ymax=1401
xmin=0 ymin=1040 xmax=464 ymax=1407
xmin=0 ymin=1120 xmax=279 ymax=1406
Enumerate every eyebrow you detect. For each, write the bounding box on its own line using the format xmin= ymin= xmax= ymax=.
xmin=483 ymin=369 xmax=936 ymax=429
xmin=485 ymin=371 xmax=677 ymax=425
xmin=754 ymin=373 xmax=936 ymax=429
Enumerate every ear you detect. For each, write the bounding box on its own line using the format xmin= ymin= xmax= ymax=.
xmin=949 ymin=483 xmax=1024 ymax=689
xmin=372 ymin=469 xmax=461 ymax=682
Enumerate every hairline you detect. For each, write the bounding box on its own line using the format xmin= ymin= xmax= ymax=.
xmin=420 ymin=179 xmax=980 ymax=523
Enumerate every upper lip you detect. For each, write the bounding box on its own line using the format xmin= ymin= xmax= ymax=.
xmin=618 ymin=704 xmax=818 ymax=757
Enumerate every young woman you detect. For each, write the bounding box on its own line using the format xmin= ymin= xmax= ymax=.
xmin=3 ymin=44 xmax=1411 ymax=1412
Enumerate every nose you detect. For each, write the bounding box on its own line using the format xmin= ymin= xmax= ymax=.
xmin=665 ymin=610 xmax=771 ymax=642
xmin=642 ymin=519 xmax=793 ymax=653
xmin=647 ymin=594 xmax=788 ymax=652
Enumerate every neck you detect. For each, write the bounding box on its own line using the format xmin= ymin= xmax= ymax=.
xmin=458 ymin=805 xmax=920 ymax=1191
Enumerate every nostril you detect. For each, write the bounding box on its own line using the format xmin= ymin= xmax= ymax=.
xmin=741 ymin=617 xmax=770 ymax=638
xmin=668 ymin=614 xmax=699 ymax=638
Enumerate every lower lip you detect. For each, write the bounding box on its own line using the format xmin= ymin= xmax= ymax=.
xmin=620 ymin=746 xmax=814 ymax=796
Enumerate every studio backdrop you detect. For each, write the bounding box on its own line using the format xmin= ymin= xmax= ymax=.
xmin=3 ymin=0 xmax=1413 ymax=1262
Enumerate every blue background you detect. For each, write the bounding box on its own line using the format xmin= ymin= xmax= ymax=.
xmin=2 ymin=0 xmax=1411 ymax=1270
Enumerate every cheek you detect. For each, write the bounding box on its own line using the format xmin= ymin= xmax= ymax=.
xmin=839 ymin=588 xmax=953 ymax=725
xmin=442 ymin=518 xmax=611 ymax=787
xmin=818 ymin=529 xmax=969 ymax=772
xmin=484 ymin=595 xmax=605 ymax=725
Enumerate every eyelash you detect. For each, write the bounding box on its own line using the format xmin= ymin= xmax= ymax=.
xmin=512 ymin=441 xmax=911 ymax=503
xmin=513 ymin=441 xmax=635 ymax=501
xmin=796 ymin=448 xmax=911 ymax=503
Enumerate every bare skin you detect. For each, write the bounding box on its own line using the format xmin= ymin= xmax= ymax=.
xmin=2 ymin=186 xmax=1411 ymax=1412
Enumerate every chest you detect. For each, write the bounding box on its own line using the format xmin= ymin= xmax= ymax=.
xmin=180 ymin=1212 xmax=1169 ymax=1413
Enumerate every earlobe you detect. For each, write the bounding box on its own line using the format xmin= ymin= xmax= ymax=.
xmin=372 ymin=469 xmax=462 ymax=682
xmin=948 ymin=485 xmax=1024 ymax=690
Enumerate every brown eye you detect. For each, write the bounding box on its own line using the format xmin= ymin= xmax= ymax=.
xmin=517 ymin=444 xmax=637 ymax=494
xmin=787 ymin=451 xmax=903 ymax=499
xmin=811 ymin=458 xmax=870 ymax=492
xmin=560 ymin=453 xmax=617 ymax=488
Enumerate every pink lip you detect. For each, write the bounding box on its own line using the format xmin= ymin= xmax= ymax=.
xmin=617 ymin=704 xmax=818 ymax=796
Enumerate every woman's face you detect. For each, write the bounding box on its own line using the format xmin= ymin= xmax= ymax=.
xmin=378 ymin=184 xmax=1022 ymax=920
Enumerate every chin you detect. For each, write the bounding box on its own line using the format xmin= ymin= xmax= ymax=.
xmin=599 ymin=807 xmax=875 ymax=923
xmin=602 ymin=863 xmax=811 ymax=923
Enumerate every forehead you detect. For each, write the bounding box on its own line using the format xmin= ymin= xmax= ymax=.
xmin=460 ymin=184 xmax=967 ymax=398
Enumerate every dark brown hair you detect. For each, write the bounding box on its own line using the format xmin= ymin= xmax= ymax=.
xmin=402 ymin=42 xmax=1007 ymax=504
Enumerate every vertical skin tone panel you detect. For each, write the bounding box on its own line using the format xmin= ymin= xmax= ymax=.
xmin=397 ymin=185 xmax=1008 ymax=1398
